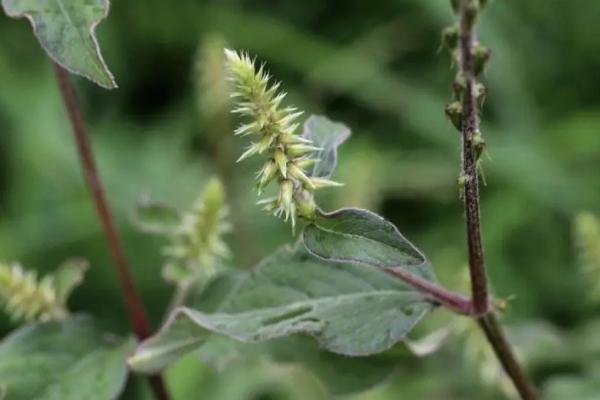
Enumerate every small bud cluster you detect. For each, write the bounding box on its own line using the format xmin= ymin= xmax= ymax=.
xmin=0 ymin=263 xmax=67 ymax=322
xmin=442 ymin=0 xmax=491 ymax=187
xmin=165 ymin=178 xmax=231 ymax=278
xmin=225 ymin=49 xmax=340 ymax=228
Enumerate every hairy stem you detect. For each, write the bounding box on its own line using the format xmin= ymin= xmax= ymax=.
xmin=455 ymin=1 xmax=538 ymax=398
xmin=458 ymin=1 xmax=489 ymax=316
xmin=53 ymin=63 xmax=170 ymax=400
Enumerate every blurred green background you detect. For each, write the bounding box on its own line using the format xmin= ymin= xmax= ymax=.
xmin=1 ymin=0 xmax=599 ymax=399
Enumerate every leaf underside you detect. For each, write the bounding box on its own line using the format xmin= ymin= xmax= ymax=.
xmin=1 ymin=0 xmax=117 ymax=89
xmin=302 ymin=115 xmax=351 ymax=179
xmin=0 ymin=315 xmax=133 ymax=400
xmin=129 ymin=244 xmax=435 ymax=374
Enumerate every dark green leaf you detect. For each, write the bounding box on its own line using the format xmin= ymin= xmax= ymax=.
xmin=129 ymin=244 xmax=434 ymax=373
xmin=302 ymin=115 xmax=351 ymax=178
xmin=303 ymin=208 xmax=435 ymax=280
xmin=0 ymin=315 xmax=133 ymax=400
xmin=1 ymin=0 xmax=117 ymax=89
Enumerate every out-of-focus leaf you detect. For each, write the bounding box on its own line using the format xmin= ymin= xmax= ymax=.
xmin=302 ymin=115 xmax=351 ymax=179
xmin=197 ymin=331 xmax=401 ymax=396
xmin=129 ymin=244 xmax=434 ymax=373
xmin=53 ymin=259 xmax=88 ymax=306
xmin=0 ymin=315 xmax=133 ymax=400
xmin=1 ymin=0 xmax=117 ymax=89
xmin=133 ymin=196 xmax=181 ymax=235
xmin=543 ymin=375 xmax=600 ymax=400
xmin=404 ymin=329 xmax=449 ymax=357
xmin=303 ymin=208 xmax=435 ymax=280
xmin=571 ymin=318 xmax=600 ymax=362
xmin=207 ymin=357 xmax=328 ymax=400
xmin=507 ymin=321 xmax=568 ymax=369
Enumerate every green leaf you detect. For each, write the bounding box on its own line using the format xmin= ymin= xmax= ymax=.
xmin=129 ymin=244 xmax=434 ymax=374
xmin=191 ymin=273 xmax=402 ymax=396
xmin=302 ymin=115 xmax=351 ymax=178
xmin=303 ymin=208 xmax=435 ymax=279
xmin=0 ymin=315 xmax=134 ymax=400
xmin=134 ymin=195 xmax=182 ymax=235
xmin=53 ymin=258 xmax=88 ymax=306
xmin=543 ymin=375 xmax=600 ymax=400
xmin=1 ymin=0 xmax=116 ymax=89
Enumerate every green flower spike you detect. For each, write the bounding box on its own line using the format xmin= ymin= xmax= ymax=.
xmin=224 ymin=49 xmax=340 ymax=229
xmin=0 ymin=263 xmax=67 ymax=322
xmin=164 ymin=178 xmax=231 ymax=278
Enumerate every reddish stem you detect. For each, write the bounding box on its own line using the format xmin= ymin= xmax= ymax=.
xmin=387 ymin=267 xmax=474 ymax=315
xmin=53 ymin=63 xmax=170 ymax=400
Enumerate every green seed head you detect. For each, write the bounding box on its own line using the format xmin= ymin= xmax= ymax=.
xmin=225 ymin=49 xmax=341 ymax=228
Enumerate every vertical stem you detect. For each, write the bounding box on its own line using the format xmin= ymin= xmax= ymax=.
xmin=53 ymin=63 xmax=170 ymax=400
xmin=458 ymin=2 xmax=489 ymax=316
xmin=454 ymin=1 xmax=539 ymax=399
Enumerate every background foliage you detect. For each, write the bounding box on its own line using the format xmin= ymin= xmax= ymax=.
xmin=0 ymin=0 xmax=599 ymax=398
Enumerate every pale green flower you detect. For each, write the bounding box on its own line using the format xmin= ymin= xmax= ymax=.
xmin=224 ymin=49 xmax=340 ymax=228
xmin=0 ymin=263 xmax=67 ymax=322
xmin=164 ymin=178 xmax=230 ymax=278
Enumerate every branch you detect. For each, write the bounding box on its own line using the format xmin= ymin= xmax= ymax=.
xmin=52 ymin=63 xmax=170 ymax=400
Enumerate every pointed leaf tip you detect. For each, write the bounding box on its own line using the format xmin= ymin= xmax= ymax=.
xmin=2 ymin=0 xmax=117 ymax=89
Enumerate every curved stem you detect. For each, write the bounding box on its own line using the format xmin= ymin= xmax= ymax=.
xmin=52 ymin=63 xmax=170 ymax=400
